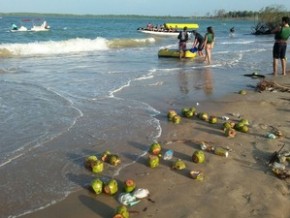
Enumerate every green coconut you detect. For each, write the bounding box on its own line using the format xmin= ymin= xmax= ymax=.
xmin=108 ymin=154 xmax=121 ymax=166
xmin=192 ymin=150 xmax=205 ymax=163
xmin=90 ymin=160 xmax=104 ymax=173
xmin=149 ymin=142 xmax=162 ymax=155
xmin=91 ymin=178 xmax=103 ymax=195
xmin=167 ymin=110 xmax=177 ymax=121
xmin=172 ymin=159 xmax=186 ymax=170
xmin=103 ymin=179 xmax=118 ymax=195
xmin=148 ymin=155 xmax=159 ymax=168
xmin=124 ymin=179 xmax=136 ymax=193
xmin=172 ymin=115 xmax=181 ymax=124
xmin=85 ymin=155 xmax=98 ymax=169
xmin=114 ymin=205 xmax=129 ymax=218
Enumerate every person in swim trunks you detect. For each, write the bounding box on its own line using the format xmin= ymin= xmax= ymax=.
xmin=178 ymin=26 xmax=189 ymax=59
xmin=192 ymin=30 xmax=204 ymax=56
xmin=272 ymin=16 xmax=290 ymax=76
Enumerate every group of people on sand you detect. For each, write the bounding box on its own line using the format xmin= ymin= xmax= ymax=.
xmin=178 ymin=26 xmax=215 ymax=64
xmin=178 ymin=16 xmax=290 ymax=76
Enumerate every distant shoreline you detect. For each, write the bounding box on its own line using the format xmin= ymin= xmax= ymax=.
xmin=0 ymin=12 xmax=258 ymax=21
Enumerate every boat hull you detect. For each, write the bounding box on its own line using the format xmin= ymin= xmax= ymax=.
xmin=158 ymin=48 xmax=197 ymax=58
xmin=137 ymin=29 xmax=179 ymax=36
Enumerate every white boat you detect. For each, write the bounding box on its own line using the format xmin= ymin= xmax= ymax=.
xmin=31 ymin=21 xmax=50 ymax=32
xmin=137 ymin=28 xmax=179 ymax=36
xmin=10 ymin=26 xmax=29 ymax=32
xmin=137 ymin=23 xmax=199 ymax=36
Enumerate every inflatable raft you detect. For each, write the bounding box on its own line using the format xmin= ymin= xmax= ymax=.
xmin=158 ymin=48 xmax=197 ymax=58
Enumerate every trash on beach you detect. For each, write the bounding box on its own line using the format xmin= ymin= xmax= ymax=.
xmin=133 ymin=188 xmax=150 ymax=199
xmin=267 ymin=133 xmax=277 ymax=139
xmin=163 ymin=149 xmax=174 ymax=160
xmin=190 ymin=170 xmax=204 ymax=181
xmin=268 ymin=144 xmax=290 ymax=180
xmin=200 ymin=142 xmax=229 ymax=158
xmin=222 ymin=116 xmax=229 ymax=121
xmin=192 ymin=150 xmax=205 ymax=163
xmin=214 ymin=147 xmax=229 ymax=157
xmin=172 ymin=159 xmax=186 ymax=170
xmin=200 ymin=142 xmax=215 ymax=152
xmin=118 ymin=193 xmax=140 ymax=206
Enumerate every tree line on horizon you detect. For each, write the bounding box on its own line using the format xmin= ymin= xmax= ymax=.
xmin=209 ymin=5 xmax=289 ymax=35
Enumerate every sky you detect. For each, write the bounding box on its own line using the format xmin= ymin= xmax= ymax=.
xmin=1 ymin=0 xmax=289 ymax=16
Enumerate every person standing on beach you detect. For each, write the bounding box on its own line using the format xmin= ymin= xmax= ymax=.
xmin=272 ymin=16 xmax=290 ymax=76
xmin=178 ymin=26 xmax=189 ymax=59
xmin=203 ymin=26 xmax=215 ymax=64
xmin=192 ymin=30 xmax=204 ymax=57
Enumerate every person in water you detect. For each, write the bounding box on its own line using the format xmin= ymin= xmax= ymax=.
xmin=203 ymin=26 xmax=215 ymax=64
xmin=11 ymin=23 xmax=18 ymax=30
xmin=192 ymin=30 xmax=204 ymax=56
xmin=178 ymin=26 xmax=189 ymax=59
xmin=272 ymin=16 xmax=290 ymax=76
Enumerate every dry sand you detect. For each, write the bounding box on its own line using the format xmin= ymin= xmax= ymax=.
xmin=23 ymin=73 xmax=290 ymax=218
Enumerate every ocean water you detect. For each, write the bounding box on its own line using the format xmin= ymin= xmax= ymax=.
xmin=0 ymin=15 xmax=281 ymax=217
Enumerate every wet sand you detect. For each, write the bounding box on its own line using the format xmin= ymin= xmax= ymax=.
xmin=23 ymin=72 xmax=290 ymax=218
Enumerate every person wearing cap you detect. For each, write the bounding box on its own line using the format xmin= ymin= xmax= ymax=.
xmin=203 ymin=26 xmax=215 ymax=64
xmin=192 ymin=30 xmax=204 ymax=57
xmin=177 ymin=26 xmax=189 ymax=59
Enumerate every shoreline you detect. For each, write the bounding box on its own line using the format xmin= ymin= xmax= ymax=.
xmin=22 ymin=71 xmax=290 ymax=218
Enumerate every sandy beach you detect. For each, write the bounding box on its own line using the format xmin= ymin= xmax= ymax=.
xmin=22 ymin=70 xmax=290 ymax=218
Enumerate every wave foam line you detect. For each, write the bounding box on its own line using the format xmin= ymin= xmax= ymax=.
xmin=0 ymin=37 xmax=109 ymax=57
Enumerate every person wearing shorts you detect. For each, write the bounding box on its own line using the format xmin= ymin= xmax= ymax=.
xmin=178 ymin=27 xmax=189 ymax=59
xmin=192 ymin=30 xmax=204 ymax=56
xmin=272 ymin=16 xmax=290 ymax=76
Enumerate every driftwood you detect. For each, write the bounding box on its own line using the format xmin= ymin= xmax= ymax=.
xmin=256 ymin=80 xmax=290 ymax=92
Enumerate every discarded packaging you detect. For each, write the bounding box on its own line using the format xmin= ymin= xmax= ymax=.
xmin=118 ymin=193 xmax=140 ymax=206
xmin=267 ymin=133 xmax=277 ymax=139
xmin=133 ymin=188 xmax=150 ymax=199
xmin=214 ymin=147 xmax=229 ymax=158
xmin=163 ymin=149 xmax=174 ymax=160
xmin=200 ymin=142 xmax=215 ymax=152
xmin=190 ymin=170 xmax=204 ymax=181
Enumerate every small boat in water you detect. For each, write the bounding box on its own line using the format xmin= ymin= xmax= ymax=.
xmin=137 ymin=22 xmax=199 ymax=36
xmin=10 ymin=25 xmax=29 ymax=32
xmin=10 ymin=20 xmax=50 ymax=32
xmin=31 ymin=21 xmax=50 ymax=32
xmin=158 ymin=48 xmax=197 ymax=58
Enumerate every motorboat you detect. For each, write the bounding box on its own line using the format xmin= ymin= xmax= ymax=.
xmin=10 ymin=25 xmax=28 ymax=32
xmin=31 ymin=21 xmax=50 ymax=32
